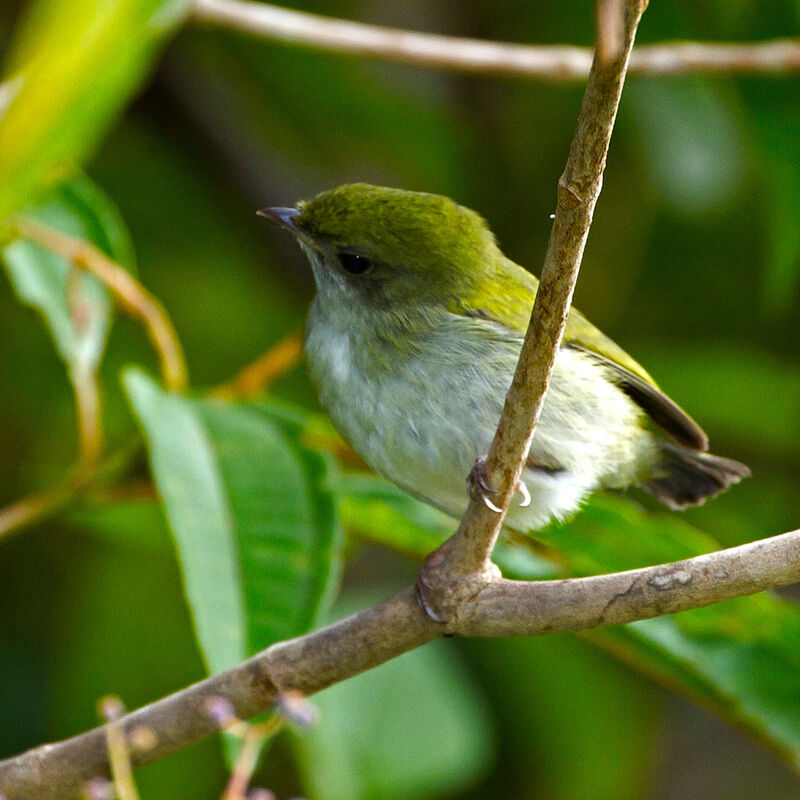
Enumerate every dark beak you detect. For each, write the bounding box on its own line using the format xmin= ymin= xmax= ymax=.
xmin=257 ymin=206 xmax=302 ymax=235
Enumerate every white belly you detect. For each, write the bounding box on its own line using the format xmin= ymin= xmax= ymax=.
xmin=305 ymin=306 xmax=655 ymax=531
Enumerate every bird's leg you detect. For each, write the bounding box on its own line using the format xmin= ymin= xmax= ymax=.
xmin=467 ymin=456 xmax=502 ymax=512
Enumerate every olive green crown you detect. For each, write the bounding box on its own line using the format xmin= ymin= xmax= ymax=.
xmin=296 ymin=183 xmax=498 ymax=278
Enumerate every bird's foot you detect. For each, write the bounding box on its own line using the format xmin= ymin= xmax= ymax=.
xmin=467 ymin=456 xmax=532 ymax=511
xmin=467 ymin=456 xmax=501 ymax=512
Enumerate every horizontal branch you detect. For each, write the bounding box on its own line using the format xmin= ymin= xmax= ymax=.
xmin=454 ymin=527 xmax=800 ymax=636
xmin=192 ymin=0 xmax=800 ymax=80
xmin=2 ymin=528 xmax=799 ymax=799
xmin=0 ymin=588 xmax=437 ymax=800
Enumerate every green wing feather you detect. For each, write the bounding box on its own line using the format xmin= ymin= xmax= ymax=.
xmin=458 ymin=257 xmax=708 ymax=450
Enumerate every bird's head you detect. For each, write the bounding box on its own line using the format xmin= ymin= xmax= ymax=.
xmin=259 ymin=183 xmax=505 ymax=314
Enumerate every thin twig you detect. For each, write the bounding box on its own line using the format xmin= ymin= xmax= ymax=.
xmin=192 ymin=0 xmax=800 ymax=80
xmin=65 ymin=263 xmax=105 ymax=470
xmin=596 ymin=0 xmax=625 ymax=67
xmin=417 ymin=0 xmax=648 ymax=614
xmin=12 ymin=218 xmax=188 ymax=392
xmin=221 ymin=716 xmax=282 ymax=800
xmin=70 ymin=363 xmax=103 ymax=474
xmin=212 ymin=331 xmax=303 ymax=400
xmin=0 ymin=474 xmax=82 ymax=539
xmin=2 ymin=527 xmax=800 ymax=800
xmin=100 ymin=698 xmax=140 ymax=800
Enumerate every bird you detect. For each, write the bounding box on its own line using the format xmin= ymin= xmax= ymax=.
xmin=259 ymin=183 xmax=749 ymax=534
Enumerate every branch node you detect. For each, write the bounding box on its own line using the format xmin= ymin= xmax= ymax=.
xmin=416 ymin=543 xmax=502 ymax=626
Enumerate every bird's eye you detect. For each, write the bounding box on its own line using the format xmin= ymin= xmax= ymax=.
xmin=337 ymin=249 xmax=373 ymax=275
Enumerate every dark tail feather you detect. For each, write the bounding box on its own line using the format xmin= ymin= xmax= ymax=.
xmin=643 ymin=443 xmax=751 ymax=509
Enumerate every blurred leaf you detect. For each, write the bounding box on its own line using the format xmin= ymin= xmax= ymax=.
xmin=0 ymin=0 xmax=192 ymax=222
xmin=754 ymin=110 xmax=800 ymax=316
xmin=294 ymin=597 xmax=493 ymax=800
xmin=2 ymin=174 xmax=134 ymax=380
xmin=540 ymin=494 xmax=719 ymax=573
xmin=627 ymin=79 xmax=746 ymax=215
xmin=124 ymin=371 xmax=343 ymax=676
xmin=466 ymin=634 xmax=660 ymax=800
xmin=634 ymin=342 xmax=800 ymax=465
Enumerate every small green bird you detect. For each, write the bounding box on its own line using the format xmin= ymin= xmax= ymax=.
xmin=259 ymin=184 xmax=749 ymax=532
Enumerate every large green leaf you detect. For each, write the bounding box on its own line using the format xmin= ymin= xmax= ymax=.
xmin=0 ymin=0 xmax=192 ymax=223
xmin=293 ymin=596 xmax=493 ymax=800
xmin=124 ymin=371 xmax=343 ymax=675
xmin=330 ymin=461 xmax=800 ymax=766
xmin=2 ymin=175 xmax=135 ymax=377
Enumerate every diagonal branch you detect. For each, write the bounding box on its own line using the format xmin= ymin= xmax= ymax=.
xmin=2 ymin=528 xmax=800 ymax=799
xmin=416 ymin=0 xmax=648 ymax=615
xmin=192 ymin=0 xmax=800 ymax=81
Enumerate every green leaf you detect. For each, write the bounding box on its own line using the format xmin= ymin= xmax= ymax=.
xmin=124 ymin=371 xmax=246 ymax=674
xmin=124 ymin=371 xmax=342 ymax=676
xmin=537 ymin=495 xmax=800 ymax=766
xmin=204 ymin=401 xmax=343 ymax=653
xmin=294 ymin=596 xmax=494 ymax=800
xmin=0 ymin=0 xmax=192 ymax=222
xmin=2 ymin=174 xmax=134 ymax=376
xmin=326 ymin=460 xmax=800 ymax=765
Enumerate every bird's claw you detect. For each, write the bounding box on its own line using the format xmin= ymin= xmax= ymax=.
xmin=467 ymin=456 xmax=502 ymax=513
xmin=516 ymin=479 xmax=531 ymax=508
xmin=467 ymin=457 xmax=532 ymax=512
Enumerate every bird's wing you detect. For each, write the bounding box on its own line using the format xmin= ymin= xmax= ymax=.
xmin=566 ymin=343 xmax=709 ymax=450
xmin=465 ymin=262 xmax=708 ymax=450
